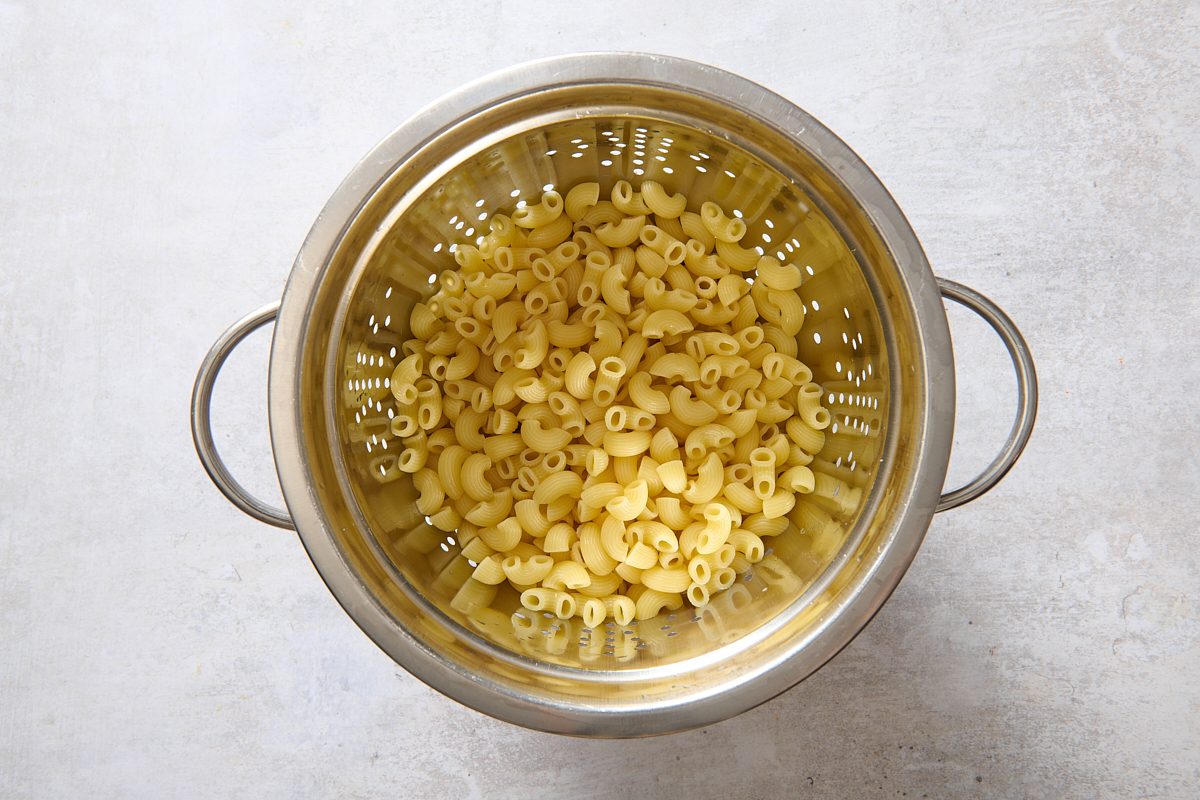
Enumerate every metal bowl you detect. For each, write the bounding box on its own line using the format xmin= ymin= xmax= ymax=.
xmin=191 ymin=54 xmax=1036 ymax=737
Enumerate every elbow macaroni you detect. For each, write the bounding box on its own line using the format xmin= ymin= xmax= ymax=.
xmin=396 ymin=183 xmax=831 ymax=629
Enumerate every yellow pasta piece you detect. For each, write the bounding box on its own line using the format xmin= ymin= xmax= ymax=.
xmin=580 ymin=481 xmax=623 ymax=508
xmin=511 ymin=498 xmax=551 ymax=537
xmin=683 ymin=453 xmax=724 ymax=504
xmin=543 ymin=561 xmax=591 ymax=591
xmin=764 ymin=432 xmax=791 ymax=464
xmin=614 ymin=562 xmax=644 ymax=585
xmin=644 ymin=277 xmax=699 ymax=314
xmin=599 ymin=515 xmax=629 ymax=561
xmin=543 ymin=522 xmax=576 ymax=553
xmin=565 ymin=181 xmax=600 ymax=221
xmin=464 ymin=489 xmax=513 ymax=527
xmin=630 ymin=520 xmax=679 ymax=553
xmin=520 ymin=418 xmax=571 ymax=453
xmin=604 ymin=405 xmax=656 ymax=433
xmin=596 ymin=214 xmax=646 ymax=248
xmin=606 ymin=479 xmax=649 ymax=521
xmin=656 ymin=459 xmax=688 ymax=494
xmin=603 ymin=595 xmax=637 ymax=626
xmin=761 ymin=488 xmax=797 ymax=520
xmin=526 ymin=212 xmax=573 ymax=250
xmin=684 ymin=423 xmax=736 ymax=460
xmin=412 ymin=469 xmax=445 ymax=515
xmin=641 ymin=566 xmax=691 ymax=593
xmin=460 ymin=537 xmax=494 ymax=563
xmin=532 ymin=470 xmax=584 ymax=504
xmin=755 ymin=256 xmax=802 ymax=290
xmin=520 ymin=587 xmax=576 ymax=620
xmin=591 ymin=356 xmax=626 ymax=407
xmin=767 ymin=288 xmax=806 ymax=336
xmin=679 ymin=211 xmax=715 ymax=250
xmin=640 ymin=180 xmax=687 ymax=219
xmin=639 ymin=225 xmax=687 ymax=264
xmin=502 ymin=554 xmax=555 ymax=585
xmin=637 ymin=456 xmax=664 ymax=496
xmin=634 ymin=588 xmax=684 ymax=621
xmin=669 ymin=386 xmax=719 ymax=426
xmin=697 ymin=503 xmax=733 ymax=555
xmin=547 ymin=320 xmax=593 ymax=349
xmin=576 ymin=570 xmax=623 ymax=598
xmin=715 ymin=239 xmax=759 ymax=271
xmin=512 ymin=191 xmax=564 ymax=228
xmin=729 ymin=529 xmax=765 ymax=562
xmin=779 ymin=465 xmax=816 ymax=493
xmin=635 ymin=245 xmax=669 ymax=279
xmin=627 ymin=372 xmax=670 ymax=414
xmin=471 ymin=554 xmax=507 ymax=585
xmin=649 ymin=428 xmax=680 ymax=463
xmin=579 ymin=524 xmax=618 ymax=576
xmin=750 ymin=447 xmax=777 ymax=500
xmin=624 ymin=541 xmax=659 ymax=570
xmin=685 ymin=241 xmax=725 ymax=279
xmin=717 ymin=275 xmax=751 ymax=308
xmin=578 ymin=200 xmax=623 ymax=228
xmin=459 ymin=453 xmax=492 ymax=502
xmin=699 ymin=201 xmax=747 ymax=243
xmin=612 ymin=180 xmax=651 ymax=215
xmin=648 ymin=353 xmax=700 ymax=382
xmin=489 ymin=299 xmax=523 ymax=345
xmin=723 ymin=481 xmax=763 ymax=514
xmin=796 ymin=382 xmax=832 ymax=430
xmin=475 ymin=517 xmax=519 ymax=551
xmin=656 ymin=497 xmax=691 ymax=530
xmin=641 ymin=309 xmax=694 ymax=339
xmin=603 ymin=430 xmax=652 ymax=458
xmin=693 ymin=275 xmax=719 ymax=299
xmin=585 ymin=447 xmax=610 ymax=477
xmin=687 ymin=554 xmax=712 ymax=586
xmin=436 ymin=445 xmax=468 ymax=500
xmin=481 ymin=432 xmax=522 ymax=463
xmin=711 ymin=567 xmax=737 ymax=592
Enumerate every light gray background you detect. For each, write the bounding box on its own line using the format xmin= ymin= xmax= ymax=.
xmin=1 ymin=2 xmax=1196 ymax=798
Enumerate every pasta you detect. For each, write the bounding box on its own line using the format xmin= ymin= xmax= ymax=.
xmin=564 ymin=182 xmax=601 ymax=222
xmin=512 ymin=191 xmax=564 ymax=229
xmin=750 ymin=446 xmax=777 ymax=499
xmin=395 ymin=182 xmax=832 ymax=632
xmin=640 ymin=181 xmax=687 ymax=219
xmin=638 ymin=225 xmax=687 ymax=264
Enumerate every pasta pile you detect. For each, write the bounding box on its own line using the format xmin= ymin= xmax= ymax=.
xmin=391 ymin=180 xmax=831 ymax=629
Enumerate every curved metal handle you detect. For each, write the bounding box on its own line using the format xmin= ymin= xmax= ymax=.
xmin=190 ymin=302 xmax=295 ymax=529
xmin=936 ymin=278 xmax=1038 ymax=512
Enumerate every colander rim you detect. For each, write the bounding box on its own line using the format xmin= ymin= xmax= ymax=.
xmin=267 ymin=52 xmax=954 ymax=736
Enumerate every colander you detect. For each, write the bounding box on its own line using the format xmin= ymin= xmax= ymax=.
xmin=190 ymin=54 xmax=1037 ymax=737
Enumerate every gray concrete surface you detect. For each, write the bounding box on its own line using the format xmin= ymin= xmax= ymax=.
xmin=1 ymin=2 xmax=1197 ymax=798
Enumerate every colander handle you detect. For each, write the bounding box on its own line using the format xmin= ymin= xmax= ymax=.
xmin=936 ymin=278 xmax=1038 ymax=512
xmin=190 ymin=301 xmax=295 ymax=530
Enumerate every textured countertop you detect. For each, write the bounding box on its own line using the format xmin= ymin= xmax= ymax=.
xmin=1 ymin=2 xmax=1196 ymax=798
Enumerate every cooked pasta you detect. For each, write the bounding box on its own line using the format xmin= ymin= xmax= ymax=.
xmin=464 ymin=489 xmax=512 ymax=527
xmin=512 ymin=191 xmax=564 ymax=229
xmin=395 ymin=182 xmax=832 ymax=631
xmin=564 ymin=182 xmax=600 ymax=222
xmin=640 ymin=180 xmax=687 ymax=219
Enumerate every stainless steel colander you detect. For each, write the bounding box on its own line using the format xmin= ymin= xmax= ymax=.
xmin=190 ymin=54 xmax=1037 ymax=737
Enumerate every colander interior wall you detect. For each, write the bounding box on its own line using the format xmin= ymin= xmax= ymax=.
xmin=288 ymin=80 xmax=933 ymax=709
